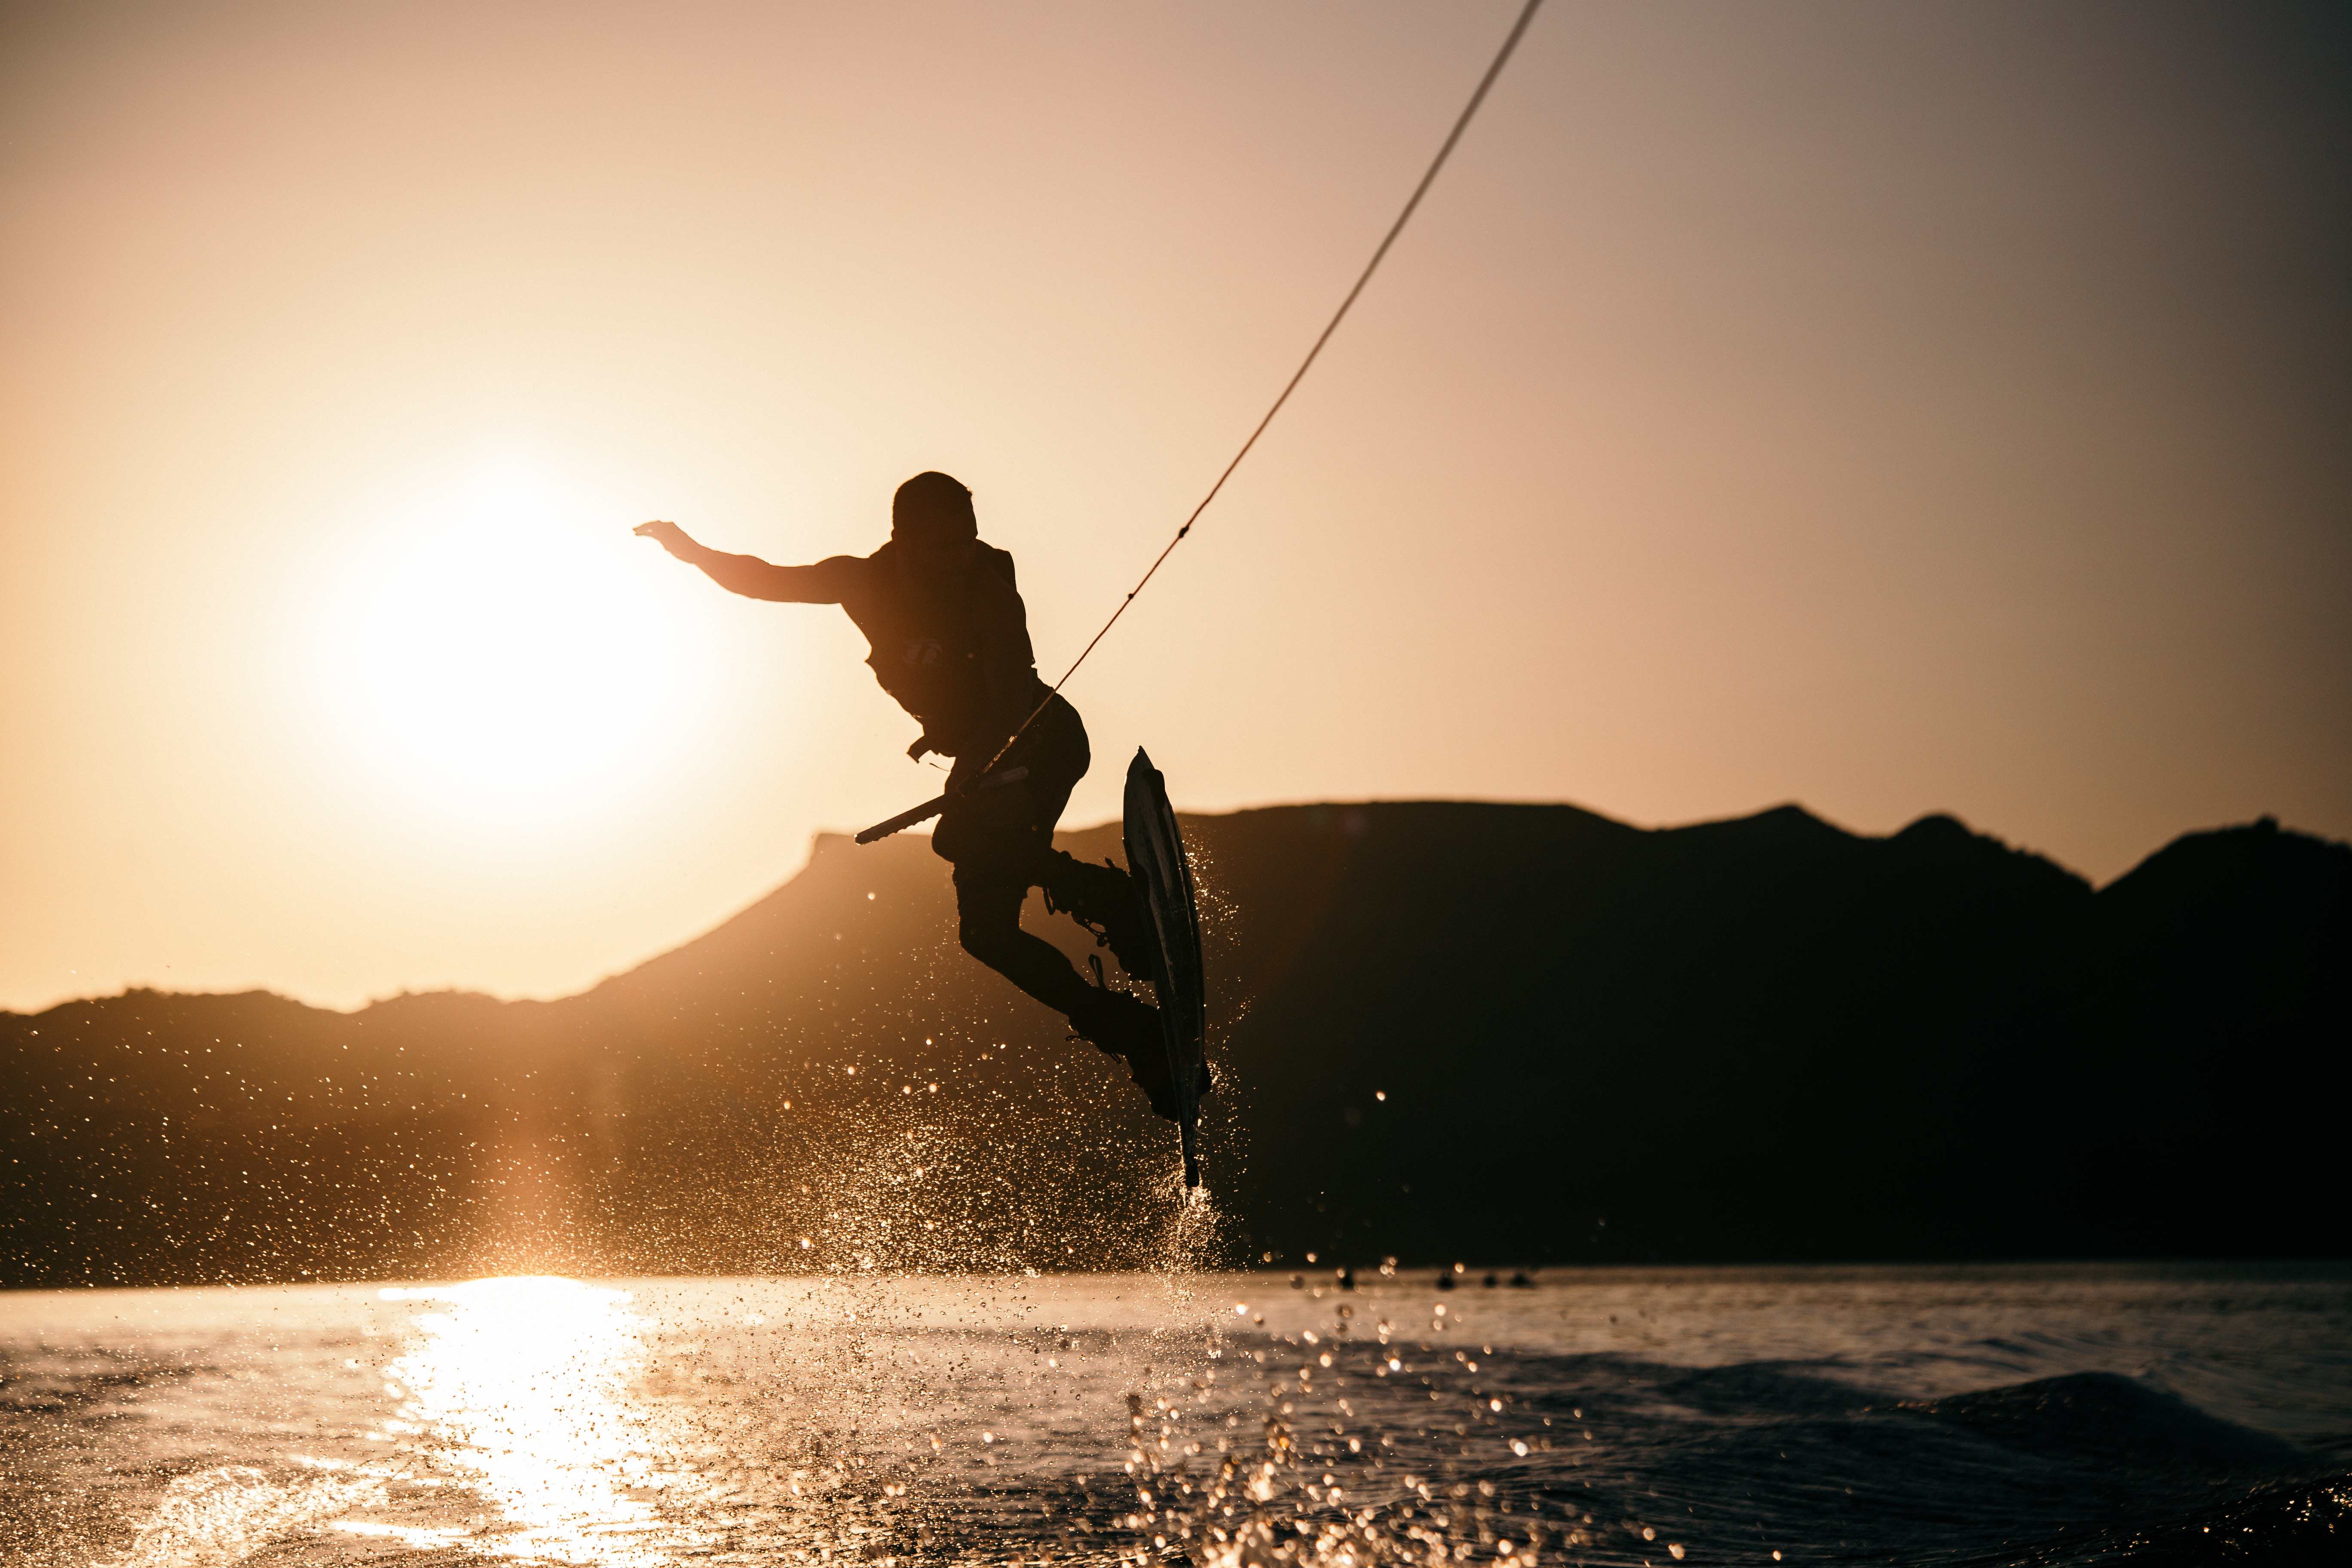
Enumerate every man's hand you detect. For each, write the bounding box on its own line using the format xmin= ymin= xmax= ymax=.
xmin=633 ymin=519 xmax=701 ymax=560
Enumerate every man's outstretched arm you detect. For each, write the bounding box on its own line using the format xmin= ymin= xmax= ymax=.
xmin=634 ymin=520 xmax=860 ymax=602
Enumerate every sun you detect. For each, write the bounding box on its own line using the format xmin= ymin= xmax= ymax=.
xmin=315 ymin=459 xmax=719 ymax=827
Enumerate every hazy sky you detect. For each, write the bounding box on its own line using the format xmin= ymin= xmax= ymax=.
xmin=4 ymin=1 xmax=2346 ymax=1013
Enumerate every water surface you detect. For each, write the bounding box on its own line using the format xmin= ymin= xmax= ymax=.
xmin=3 ymin=1263 xmax=2347 ymax=1566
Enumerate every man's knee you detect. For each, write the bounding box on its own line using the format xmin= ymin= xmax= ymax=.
xmin=954 ymin=879 xmax=1090 ymax=1014
xmin=958 ymin=911 xmax=1018 ymax=965
xmin=955 ymin=879 xmax=1027 ymax=962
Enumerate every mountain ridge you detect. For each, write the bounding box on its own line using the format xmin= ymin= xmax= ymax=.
xmin=4 ymin=799 xmax=2344 ymax=1286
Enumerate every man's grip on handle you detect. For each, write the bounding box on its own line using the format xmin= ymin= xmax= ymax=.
xmin=854 ymin=767 xmax=1030 ymax=845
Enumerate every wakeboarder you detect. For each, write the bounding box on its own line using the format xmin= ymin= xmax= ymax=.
xmin=636 ymin=472 xmax=1206 ymax=1121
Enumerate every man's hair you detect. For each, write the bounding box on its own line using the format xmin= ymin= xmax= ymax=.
xmin=892 ymin=471 xmax=976 ymax=543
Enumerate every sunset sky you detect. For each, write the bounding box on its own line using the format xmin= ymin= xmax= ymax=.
xmin=3 ymin=0 xmax=2346 ymax=1014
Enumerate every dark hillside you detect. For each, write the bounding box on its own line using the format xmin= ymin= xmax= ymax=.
xmin=3 ymin=802 xmax=2344 ymax=1286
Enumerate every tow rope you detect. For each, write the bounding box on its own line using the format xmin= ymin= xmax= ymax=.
xmin=861 ymin=0 xmax=1544 ymax=842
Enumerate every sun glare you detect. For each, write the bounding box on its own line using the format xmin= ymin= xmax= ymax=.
xmin=315 ymin=459 xmax=718 ymax=827
xmin=371 ymin=1276 xmax=699 ymax=1563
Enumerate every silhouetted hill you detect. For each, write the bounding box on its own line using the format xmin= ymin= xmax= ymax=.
xmin=4 ymin=802 xmax=2346 ymax=1286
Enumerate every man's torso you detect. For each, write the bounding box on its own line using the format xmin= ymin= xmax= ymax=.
xmin=838 ymin=542 xmax=1045 ymax=753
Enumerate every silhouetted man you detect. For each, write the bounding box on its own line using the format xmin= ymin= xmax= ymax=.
xmin=636 ymin=472 xmax=1190 ymax=1117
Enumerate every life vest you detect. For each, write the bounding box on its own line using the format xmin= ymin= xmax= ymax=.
xmin=848 ymin=542 xmax=1020 ymax=740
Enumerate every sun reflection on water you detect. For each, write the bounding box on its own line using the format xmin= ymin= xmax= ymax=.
xmin=374 ymin=1275 xmax=702 ymax=1565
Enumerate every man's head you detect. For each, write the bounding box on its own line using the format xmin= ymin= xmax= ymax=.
xmin=892 ymin=472 xmax=977 ymax=562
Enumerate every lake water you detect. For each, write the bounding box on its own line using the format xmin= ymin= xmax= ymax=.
xmin=3 ymin=1261 xmax=2346 ymax=1566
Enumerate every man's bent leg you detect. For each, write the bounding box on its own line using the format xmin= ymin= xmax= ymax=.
xmin=954 ymin=872 xmax=1092 ymax=1016
xmin=953 ymin=869 xmax=1180 ymax=1120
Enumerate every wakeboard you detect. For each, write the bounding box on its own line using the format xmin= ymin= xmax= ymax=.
xmin=1122 ymin=748 xmax=1209 ymax=1188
